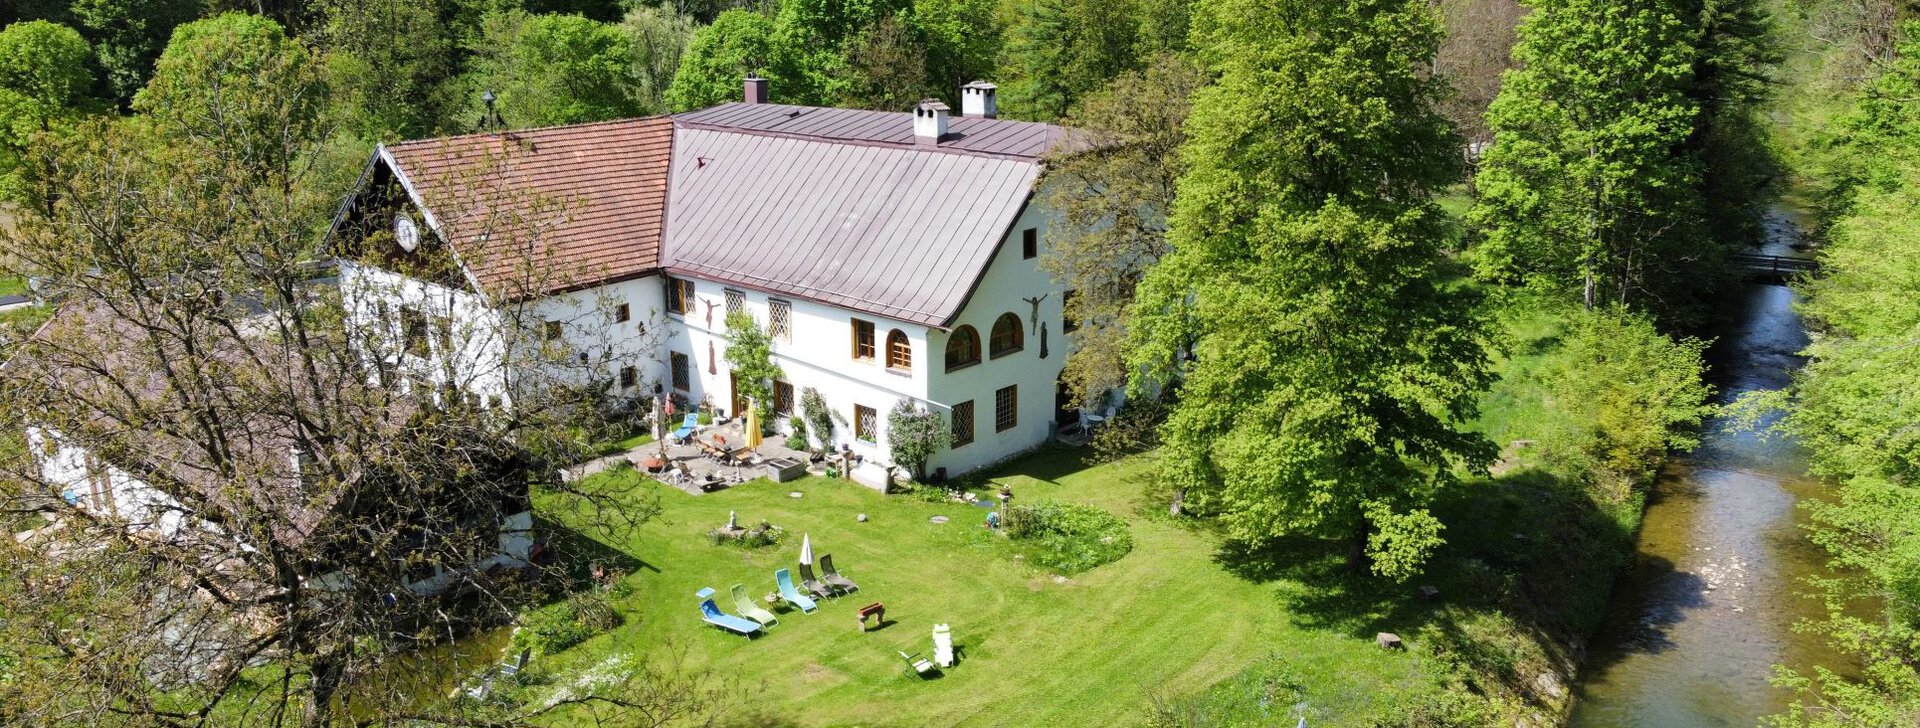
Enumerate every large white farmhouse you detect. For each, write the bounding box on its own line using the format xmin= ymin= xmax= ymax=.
xmin=332 ymin=80 xmax=1087 ymax=484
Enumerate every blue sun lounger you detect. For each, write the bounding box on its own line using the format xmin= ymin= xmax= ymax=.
xmin=775 ymin=568 xmax=817 ymax=613
xmin=699 ymin=594 xmax=762 ymax=638
xmin=671 ymin=413 xmax=699 ymax=444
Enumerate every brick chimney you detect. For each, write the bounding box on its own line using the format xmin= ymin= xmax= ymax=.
xmin=961 ymin=81 xmax=997 ymax=119
xmin=914 ymin=99 xmax=949 ymax=145
xmin=744 ymin=74 xmax=768 ymax=104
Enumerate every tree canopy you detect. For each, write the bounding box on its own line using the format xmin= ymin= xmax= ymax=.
xmin=0 ymin=20 xmax=95 ymax=204
xmin=1125 ymin=0 xmax=1494 ymax=580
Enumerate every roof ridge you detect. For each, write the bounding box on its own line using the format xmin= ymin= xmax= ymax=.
xmin=387 ymin=115 xmax=672 ymax=150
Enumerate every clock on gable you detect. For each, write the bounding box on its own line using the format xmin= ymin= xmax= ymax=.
xmin=394 ymin=213 xmax=420 ymax=252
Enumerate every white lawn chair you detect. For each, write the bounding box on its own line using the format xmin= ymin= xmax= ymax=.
xmin=932 ymin=623 xmax=954 ymax=667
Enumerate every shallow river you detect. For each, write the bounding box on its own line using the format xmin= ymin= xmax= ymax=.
xmin=1569 ymin=211 xmax=1847 ymax=727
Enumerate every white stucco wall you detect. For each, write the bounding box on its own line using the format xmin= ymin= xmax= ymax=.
xmin=339 ymin=263 xmax=667 ymax=408
xmin=925 ymin=200 xmax=1070 ymax=478
xmin=666 ymin=278 xmax=934 ymax=474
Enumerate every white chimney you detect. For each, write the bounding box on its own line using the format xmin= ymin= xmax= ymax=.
xmin=961 ymin=81 xmax=998 ymax=119
xmin=914 ymin=99 xmax=949 ymax=145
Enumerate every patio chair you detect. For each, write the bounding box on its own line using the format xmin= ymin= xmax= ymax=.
xmin=731 ymin=583 xmax=778 ymax=627
xmin=774 ymin=568 xmax=817 ymax=613
xmin=671 ymin=414 xmax=699 ymax=445
xmin=899 ymin=650 xmax=938 ymax=679
xmin=699 ymin=597 xmax=762 ymax=638
xmin=798 ymin=562 xmax=837 ymax=599
xmin=820 ymin=554 xmax=859 ymax=593
xmin=932 ymin=624 xmax=954 ymax=667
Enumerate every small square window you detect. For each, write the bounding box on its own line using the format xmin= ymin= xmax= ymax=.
xmin=1022 ymin=229 xmax=1037 ymax=260
xmin=544 ymin=320 xmax=562 ymax=342
xmin=620 ymin=366 xmax=637 ymax=388
xmin=995 ymin=385 xmax=1017 ymax=432
xmin=578 ymin=352 xmax=589 ymax=365
xmin=614 ymin=303 xmax=631 ymax=323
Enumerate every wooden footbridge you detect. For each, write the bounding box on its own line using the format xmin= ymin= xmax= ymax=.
xmin=1732 ymin=253 xmax=1819 ymax=282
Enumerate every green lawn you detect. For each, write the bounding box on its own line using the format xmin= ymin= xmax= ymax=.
xmin=0 ymin=276 xmax=24 ymax=297
xmin=528 ymin=451 xmax=1454 ymax=727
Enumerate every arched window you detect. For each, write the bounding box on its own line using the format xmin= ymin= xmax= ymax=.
xmin=886 ymin=329 xmax=912 ymax=371
xmin=945 ymin=325 xmax=981 ymax=372
xmin=990 ymin=312 xmax=1023 ymax=359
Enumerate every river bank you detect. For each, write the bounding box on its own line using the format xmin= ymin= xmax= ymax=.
xmin=1568 ymin=209 xmax=1852 ymax=725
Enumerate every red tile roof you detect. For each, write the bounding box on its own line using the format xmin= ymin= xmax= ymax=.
xmin=382 ymin=117 xmax=672 ymax=300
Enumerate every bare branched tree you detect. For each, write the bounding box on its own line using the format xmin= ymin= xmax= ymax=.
xmin=0 ymin=30 xmax=730 ymax=728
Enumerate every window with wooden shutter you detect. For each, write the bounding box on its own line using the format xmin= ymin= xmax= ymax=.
xmin=666 ymin=278 xmax=693 ymax=315
xmin=855 ymin=404 xmax=877 ymax=443
xmin=769 ymin=299 xmax=792 ymax=341
xmin=852 ymin=319 xmax=875 ymax=360
xmin=773 ymin=380 xmax=794 ymax=415
xmin=951 ymin=401 xmax=974 ymax=447
xmin=995 ymin=385 xmax=1017 ymax=432
xmin=886 ymin=329 xmax=911 ymax=371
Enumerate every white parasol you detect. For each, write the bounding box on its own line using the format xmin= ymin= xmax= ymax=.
xmin=799 ymin=533 xmax=814 ymax=567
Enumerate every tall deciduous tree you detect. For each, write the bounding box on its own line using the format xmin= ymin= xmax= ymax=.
xmin=1470 ymin=0 xmax=1710 ymax=316
xmin=621 ymin=3 xmax=701 ymax=115
xmin=68 ymin=0 xmax=199 ymax=104
xmin=461 ymin=11 xmax=646 ymax=128
xmin=308 ymin=0 xmax=459 ymax=138
xmin=998 ymin=0 xmax=1143 ymax=121
xmin=1040 ymin=53 xmax=1205 ymax=408
xmin=0 ymin=20 xmax=95 ymax=207
xmin=666 ymin=8 xmax=781 ymax=111
xmin=1126 ymin=0 xmax=1495 ymax=580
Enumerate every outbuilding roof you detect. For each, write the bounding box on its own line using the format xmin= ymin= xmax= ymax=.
xmin=661 ymin=125 xmax=1042 ymax=327
xmin=380 ymin=116 xmax=673 ymax=299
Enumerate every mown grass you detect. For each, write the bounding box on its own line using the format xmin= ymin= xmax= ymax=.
xmin=0 ymin=276 xmax=25 ymax=296
xmin=523 ymin=450 xmax=1464 ymax=727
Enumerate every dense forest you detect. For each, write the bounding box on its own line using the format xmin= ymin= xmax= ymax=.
xmin=0 ymin=0 xmax=1917 ymax=725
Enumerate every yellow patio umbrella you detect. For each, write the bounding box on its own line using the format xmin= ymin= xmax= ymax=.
xmin=745 ymin=402 xmax=762 ymax=451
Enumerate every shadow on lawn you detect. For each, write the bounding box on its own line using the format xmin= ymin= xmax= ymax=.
xmin=537 ymin=515 xmax=655 ymax=586
xmin=1211 ymin=468 xmax=1638 ymax=712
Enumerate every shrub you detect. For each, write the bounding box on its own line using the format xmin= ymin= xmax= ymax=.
xmin=784 ymin=434 xmax=807 ymax=451
xmin=509 ymin=590 xmax=622 ymax=657
xmin=1542 ymin=307 xmax=1712 ymax=501
xmin=1003 ymin=500 xmax=1133 ymax=573
xmin=697 ymin=410 xmax=713 ymax=426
